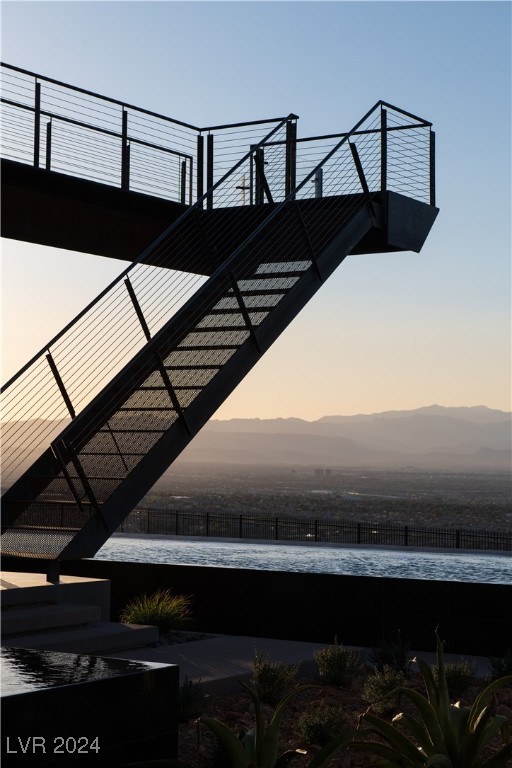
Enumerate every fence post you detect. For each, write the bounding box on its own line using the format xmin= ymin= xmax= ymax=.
xmin=196 ymin=134 xmax=204 ymax=205
xmin=206 ymin=512 xmax=210 ymax=537
xmin=175 ymin=509 xmax=179 ymax=535
xmin=46 ymin=120 xmax=52 ymax=170
xmin=380 ymin=107 xmax=387 ymax=221
xmin=404 ymin=525 xmax=409 ymax=547
xmin=34 ymin=81 xmax=41 ymax=167
xmin=456 ymin=529 xmax=461 ymax=549
xmin=121 ymin=110 xmax=130 ymax=191
xmin=146 ymin=508 xmax=150 ymax=534
xmin=357 ymin=522 xmax=361 ymax=544
xmin=206 ymin=133 xmax=214 ymax=209
xmin=430 ymin=130 xmax=436 ymax=207
xmin=180 ymin=160 xmax=187 ymax=204
xmin=314 ymin=519 xmax=318 ymax=543
xmin=275 ymin=517 xmax=279 ymax=541
xmin=239 ymin=515 xmax=243 ymax=539
xmin=314 ymin=168 xmax=323 ymax=198
xmin=254 ymin=148 xmax=264 ymax=205
xmin=285 ymin=118 xmax=297 ymax=198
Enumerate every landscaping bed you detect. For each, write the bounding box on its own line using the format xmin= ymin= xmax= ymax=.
xmin=176 ymin=666 xmax=512 ymax=767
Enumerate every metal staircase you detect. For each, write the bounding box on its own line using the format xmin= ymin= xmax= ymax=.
xmin=1 ymin=89 xmax=439 ymax=566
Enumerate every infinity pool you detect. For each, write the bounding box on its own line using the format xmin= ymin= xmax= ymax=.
xmin=96 ymin=534 xmax=512 ymax=584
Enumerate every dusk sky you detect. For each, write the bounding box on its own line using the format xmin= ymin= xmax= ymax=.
xmin=1 ymin=1 xmax=510 ymax=420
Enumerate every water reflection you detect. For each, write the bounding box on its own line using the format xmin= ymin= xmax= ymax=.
xmin=96 ymin=535 xmax=512 ymax=585
xmin=1 ymin=647 xmax=154 ymax=696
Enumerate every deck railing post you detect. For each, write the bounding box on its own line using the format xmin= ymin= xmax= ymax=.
xmin=196 ymin=134 xmax=204 ymax=206
xmin=121 ymin=110 xmax=130 ymax=190
xmin=180 ymin=160 xmax=187 ymax=204
xmin=254 ymin=147 xmax=264 ymax=205
xmin=206 ymin=133 xmax=214 ymax=209
xmin=380 ymin=106 xmax=387 ymax=220
xmin=34 ymin=80 xmax=41 ymax=167
xmin=430 ymin=129 xmax=436 ymax=207
xmin=285 ymin=118 xmax=297 ymax=198
xmin=314 ymin=168 xmax=323 ymax=198
xmin=46 ymin=119 xmax=52 ymax=171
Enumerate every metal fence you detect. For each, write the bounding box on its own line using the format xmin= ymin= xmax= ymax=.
xmin=118 ymin=507 xmax=512 ymax=552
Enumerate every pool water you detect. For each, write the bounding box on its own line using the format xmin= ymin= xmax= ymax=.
xmin=96 ymin=534 xmax=512 ymax=584
xmin=0 ymin=647 xmax=158 ymax=696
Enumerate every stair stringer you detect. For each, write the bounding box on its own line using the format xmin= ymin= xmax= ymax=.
xmin=56 ymin=201 xmax=378 ymax=560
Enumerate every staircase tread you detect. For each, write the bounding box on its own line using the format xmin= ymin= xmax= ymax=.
xmin=4 ymin=619 xmax=156 ymax=638
xmin=2 ymin=620 xmax=159 ymax=653
xmin=2 ymin=602 xmax=102 ymax=635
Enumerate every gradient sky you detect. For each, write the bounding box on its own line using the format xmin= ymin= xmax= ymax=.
xmin=1 ymin=1 xmax=510 ymax=420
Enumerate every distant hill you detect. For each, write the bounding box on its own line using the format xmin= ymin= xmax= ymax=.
xmin=2 ymin=407 xmax=510 ymax=483
xmin=176 ymin=405 xmax=511 ymax=470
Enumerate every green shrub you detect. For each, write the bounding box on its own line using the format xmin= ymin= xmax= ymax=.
xmin=369 ymin=632 xmax=411 ymax=674
xmin=362 ymin=665 xmax=405 ymax=715
xmin=314 ymin=642 xmax=362 ymax=686
xmin=296 ymin=704 xmax=345 ymax=746
xmin=431 ymin=658 xmax=477 ymax=699
xmin=178 ymin=676 xmax=208 ymax=722
xmin=251 ymin=653 xmax=299 ymax=705
xmin=119 ymin=588 xmax=192 ymax=634
xmin=488 ymin=648 xmax=512 ymax=680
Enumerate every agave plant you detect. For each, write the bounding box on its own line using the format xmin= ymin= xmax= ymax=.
xmin=198 ymin=680 xmax=356 ymax=768
xmin=147 ymin=680 xmax=353 ymax=768
xmin=350 ymin=633 xmax=512 ymax=767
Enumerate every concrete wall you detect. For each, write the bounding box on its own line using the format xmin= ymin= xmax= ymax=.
xmin=57 ymin=559 xmax=511 ymax=657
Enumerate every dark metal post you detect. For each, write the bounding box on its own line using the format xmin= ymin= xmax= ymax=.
xmin=180 ymin=160 xmax=186 ymax=205
xmin=125 ymin=277 xmax=151 ymax=341
xmin=121 ymin=110 xmax=129 ymax=190
xmin=34 ymin=81 xmax=41 ymax=167
xmin=350 ymin=141 xmax=376 ymax=218
xmin=285 ymin=119 xmax=297 ymax=197
xmin=206 ymin=133 xmax=214 ymax=210
xmin=255 ymin=147 xmax=264 ymax=205
xmin=249 ymin=144 xmax=254 ymax=204
xmin=429 ymin=130 xmax=436 ymax=207
xmin=196 ymin=134 xmax=204 ymax=206
xmin=254 ymin=148 xmax=274 ymax=204
xmin=45 ymin=120 xmax=52 ymax=171
xmin=380 ymin=107 xmax=387 ymax=219
xmin=46 ymin=351 xmax=75 ymax=418
xmin=314 ymin=168 xmax=323 ymax=198
xmin=275 ymin=516 xmax=279 ymax=540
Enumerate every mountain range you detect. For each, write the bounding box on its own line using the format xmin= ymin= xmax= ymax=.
xmin=2 ymin=406 xmax=510 ymax=483
xmin=175 ymin=405 xmax=511 ymax=470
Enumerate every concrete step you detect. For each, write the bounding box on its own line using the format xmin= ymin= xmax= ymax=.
xmin=2 ymin=621 xmax=159 ymax=655
xmin=2 ymin=601 xmax=102 ymax=636
xmin=1 ymin=572 xmax=110 ymax=618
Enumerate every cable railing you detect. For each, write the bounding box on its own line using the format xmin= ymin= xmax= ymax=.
xmin=119 ymin=507 xmax=512 ymax=552
xmin=0 ymin=96 xmax=435 ymax=508
xmin=0 ymin=62 xmax=287 ymax=204
xmin=0 ymin=116 xmax=292 ymax=484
